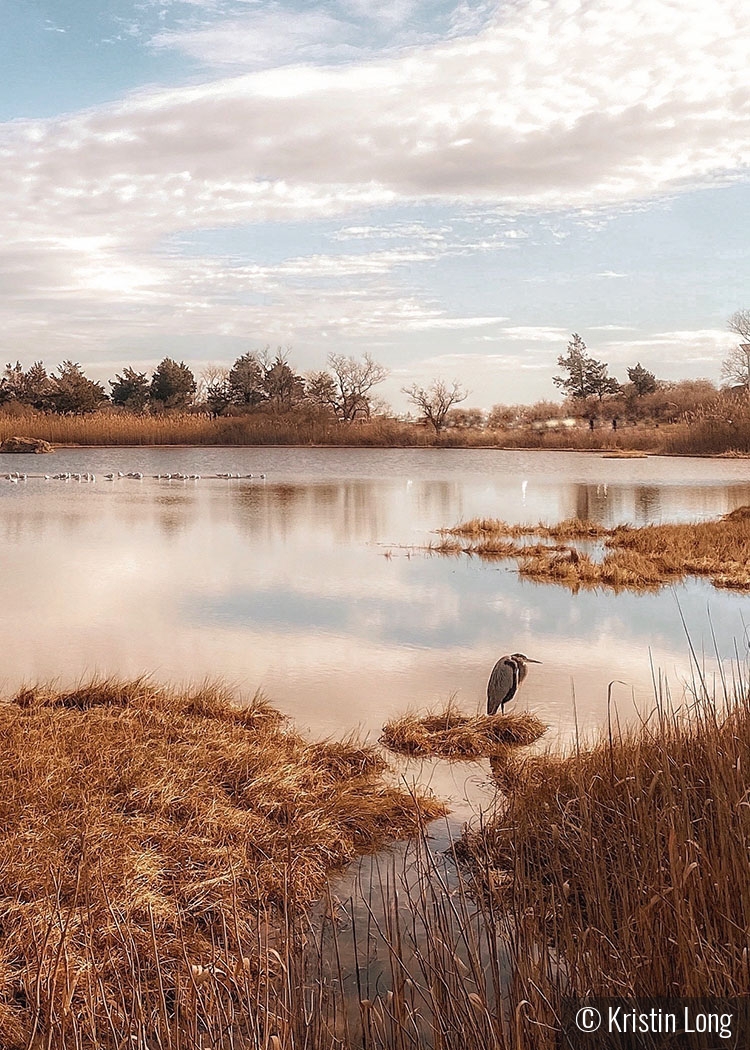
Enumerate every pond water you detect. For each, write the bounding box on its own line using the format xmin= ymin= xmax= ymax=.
xmin=3 ymin=446 xmax=750 ymax=823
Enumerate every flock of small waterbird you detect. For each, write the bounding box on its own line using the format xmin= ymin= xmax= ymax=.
xmin=3 ymin=470 xmax=266 ymax=484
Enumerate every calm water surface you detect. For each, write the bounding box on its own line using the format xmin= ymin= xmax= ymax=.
xmin=3 ymin=446 xmax=750 ymax=819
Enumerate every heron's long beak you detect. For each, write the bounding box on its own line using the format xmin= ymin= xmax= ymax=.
xmin=527 ymin=658 xmax=542 ymax=663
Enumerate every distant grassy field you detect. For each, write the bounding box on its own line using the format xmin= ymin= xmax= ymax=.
xmin=5 ymin=403 xmax=750 ymax=453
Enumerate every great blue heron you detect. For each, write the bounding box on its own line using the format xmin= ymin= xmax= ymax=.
xmin=487 ymin=653 xmax=541 ymax=715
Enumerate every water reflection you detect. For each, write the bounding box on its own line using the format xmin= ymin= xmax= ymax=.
xmin=2 ymin=446 xmax=750 ymax=819
xmin=633 ymin=485 xmax=662 ymax=522
xmin=563 ymin=481 xmax=750 ymax=527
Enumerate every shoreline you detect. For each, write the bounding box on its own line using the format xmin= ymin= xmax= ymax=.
xmin=2 ymin=438 xmax=743 ymax=459
xmin=4 ymin=441 xmax=749 ymax=459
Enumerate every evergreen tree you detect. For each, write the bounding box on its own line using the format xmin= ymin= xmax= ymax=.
xmin=589 ymin=359 xmax=621 ymax=400
xmin=553 ymin=334 xmax=592 ymax=400
xmin=262 ymin=352 xmax=305 ymax=410
xmin=553 ymin=334 xmax=617 ymax=401
xmin=110 ymin=367 xmax=150 ymax=412
xmin=1 ymin=361 xmax=51 ymax=407
xmin=49 ymin=361 xmax=107 ymax=414
xmin=25 ymin=362 xmax=53 ymax=409
xmin=204 ymin=378 xmax=233 ymax=417
xmin=627 ymin=362 xmax=657 ymax=396
xmin=150 ymin=358 xmax=196 ymax=409
xmin=228 ymin=352 xmax=264 ymax=406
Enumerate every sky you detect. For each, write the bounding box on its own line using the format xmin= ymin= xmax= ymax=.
xmin=1 ymin=0 xmax=749 ymax=409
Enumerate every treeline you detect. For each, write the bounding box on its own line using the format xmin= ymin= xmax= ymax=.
xmin=2 ymin=315 xmax=750 ymax=454
xmin=0 ymin=351 xmax=390 ymax=422
xmin=0 ymin=346 xmax=732 ymax=431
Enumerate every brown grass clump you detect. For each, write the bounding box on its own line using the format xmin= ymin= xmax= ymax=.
xmin=433 ymin=508 xmax=750 ymax=592
xmin=607 ymin=510 xmax=750 ymax=589
xmin=540 ymin=517 xmax=609 ymax=540
xmin=458 ymin=691 xmax=750 ymax=1044
xmin=443 ymin=516 xmax=608 ymax=541
xmin=443 ymin=518 xmax=533 ymax=539
xmin=380 ymin=706 xmax=547 ymax=759
xmin=518 ymin=546 xmax=680 ymax=591
xmin=0 ymin=677 xmax=445 ymax=1048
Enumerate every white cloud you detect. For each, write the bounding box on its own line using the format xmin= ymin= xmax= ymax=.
xmin=600 ymin=328 xmax=737 ymax=367
xmin=4 ymin=0 xmax=748 ymax=242
xmin=333 ymin=222 xmax=452 ymax=243
xmin=150 ymin=0 xmax=492 ymax=69
xmin=151 ymin=9 xmax=363 ymax=68
xmin=0 ymin=0 xmax=746 ymax=386
xmin=500 ymin=326 xmax=570 ymax=342
xmin=401 ymin=315 xmax=509 ymax=331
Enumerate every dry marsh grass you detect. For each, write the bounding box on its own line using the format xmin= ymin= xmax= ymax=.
xmin=457 ymin=688 xmax=750 ymax=1045
xmin=270 ymin=684 xmax=750 ymax=1050
xmin=0 ymin=678 xmax=446 ymax=1048
xmin=0 ymin=408 xmax=438 ymax=448
xmin=434 ymin=509 xmax=750 ymax=592
xmin=3 ymin=405 xmax=741 ymax=454
xmin=2 ymin=676 xmax=745 ymax=1048
xmin=380 ymin=707 xmax=547 ymax=759
xmin=443 ymin=516 xmax=608 ymax=541
xmin=606 ymin=512 xmax=750 ymax=590
xmin=8 ymin=399 xmax=750 ymax=456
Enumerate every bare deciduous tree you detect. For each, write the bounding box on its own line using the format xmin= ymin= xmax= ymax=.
xmin=721 ymin=344 xmax=750 ymax=388
xmin=197 ymin=364 xmax=230 ymax=403
xmin=722 ymin=311 xmax=750 ymax=388
xmin=728 ymin=310 xmax=750 ymax=341
xmin=403 ymin=379 xmax=468 ymax=434
xmin=309 ymin=354 xmax=389 ymax=421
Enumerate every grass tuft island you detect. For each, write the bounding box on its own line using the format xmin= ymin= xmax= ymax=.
xmin=381 ymin=706 xmax=547 ymax=758
xmin=431 ymin=507 xmax=750 ymax=591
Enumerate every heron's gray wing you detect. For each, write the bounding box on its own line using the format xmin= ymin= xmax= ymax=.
xmin=487 ymin=658 xmax=517 ymax=715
